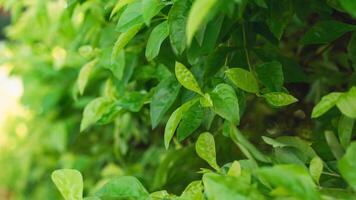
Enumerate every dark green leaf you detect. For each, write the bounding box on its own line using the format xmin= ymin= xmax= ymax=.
xmin=177 ymin=102 xmax=204 ymax=141
xmin=256 ymin=61 xmax=284 ymax=91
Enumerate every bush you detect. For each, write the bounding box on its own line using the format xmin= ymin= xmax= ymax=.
xmin=0 ymin=0 xmax=356 ymax=199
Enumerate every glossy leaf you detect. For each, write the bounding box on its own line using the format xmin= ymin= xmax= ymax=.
xmin=112 ymin=24 xmax=142 ymax=61
xmin=145 ymin=21 xmax=169 ymax=61
xmin=263 ymin=92 xmax=298 ymax=107
xmin=116 ymin=1 xmax=143 ymax=32
xmin=180 ymin=181 xmax=204 ymax=200
xmin=150 ymin=76 xmax=181 ymax=128
xmin=175 ymin=62 xmax=203 ymax=95
xmin=177 ymin=102 xmax=204 ymax=141
xmin=195 ymin=132 xmax=219 ymax=170
xmin=311 ymin=92 xmax=342 ymax=118
xmin=226 ymin=68 xmax=259 ymax=93
xmin=336 ymin=87 xmax=356 ymax=118
xmin=142 ymin=0 xmax=163 ymax=25
xmin=51 ymin=169 xmax=83 ymax=200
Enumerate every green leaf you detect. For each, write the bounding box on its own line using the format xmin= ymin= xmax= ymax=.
xmin=95 ymin=176 xmax=149 ymax=200
xmin=103 ymin=49 xmax=125 ymax=80
xmin=267 ymin=0 xmax=294 ymax=39
xmin=338 ymin=142 xmax=356 ymax=191
xmin=195 ymin=132 xmax=219 ymax=170
xmin=227 ymin=161 xmax=241 ymax=177
xmin=203 ymin=173 xmax=264 ymax=200
xmin=110 ymin=0 xmax=134 ymax=19
xmin=168 ymin=0 xmax=190 ymax=54
xmin=309 ymin=156 xmax=323 ymax=185
xmin=256 ymin=61 xmax=284 ymax=91
xmin=177 ymin=102 xmax=204 ymax=141
xmin=300 ymin=20 xmax=356 ymax=45
xmin=145 ymin=21 xmax=169 ymax=61
xmin=339 ymin=0 xmax=356 ymax=18
xmin=180 ymin=181 xmax=204 ymax=200
xmin=262 ymin=92 xmax=298 ymax=107
xmin=325 ymin=130 xmax=345 ymax=160
xmin=225 ymin=68 xmax=259 ymax=93
xmin=258 ymin=165 xmax=320 ymax=200
xmin=150 ymin=76 xmax=181 ymax=128
xmin=116 ymin=92 xmax=146 ymax=112
xmin=338 ymin=114 xmax=355 ymax=148
xmin=78 ymin=59 xmax=98 ymax=95
xmin=112 ymin=24 xmax=141 ymax=61
xmin=51 ymin=169 xmax=83 ymax=200
xmin=211 ymin=83 xmax=240 ymax=124
xmin=116 ymin=1 xmax=143 ymax=32
xmin=348 ymin=32 xmax=356 ymax=65
xmin=186 ymin=0 xmax=218 ymax=46
xmin=141 ymin=0 xmax=163 ymax=25
xmin=311 ymin=92 xmax=342 ymax=118
xmin=164 ymin=99 xmax=198 ymax=149
xmin=175 ymin=62 xmax=203 ymax=95
xmin=336 ymin=87 xmax=356 ymax=118
xmin=80 ymin=97 xmax=114 ymax=132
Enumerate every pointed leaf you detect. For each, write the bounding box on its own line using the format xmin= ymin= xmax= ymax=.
xmin=311 ymin=92 xmax=342 ymax=118
xmin=145 ymin=21 xmax=169 ymax=61
xmin=51 ymin=169 xmax=83 ymax=200
xmin=195 ymin=132 xmax=219 ymax=170
xmin=175 ymin=62 xmax=203 ymax=95
xmin=263 ymin=92 xmax=298 ymax=107
xmin=226 ymin=68 xmax=259 ymax=93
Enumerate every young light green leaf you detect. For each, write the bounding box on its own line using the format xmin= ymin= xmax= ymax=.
xmin=142 ymin=0 xmax=163 ymax=25
xmin=309 ymin=156 xmax=323 ymax=185
xmin=116 ymin=1 xmax=143 ymax=32
xmin=150 ymin=76 xmax=180 ymax=128
xmin=180 ymin=181 xmax=204 ymax=200
xmin=338 ymin=142 xmax=356 ymax=191
xmin=325 ymin=130 xmax=345 ymax=160
xmin=104 ymin=49 xmax=125 ymax=80
xmin=262 ymin=92 xmax=298 ymax=107
xmin=186 ymin=0 xmax=218 ymax=46
xmin=177 ymin=102 xmax=204 ymax=141
xmin=51 ymin=169 xmax=83 ymax=200
xmin=301 ymin=20 xmax=356 ymax=45
xmin=110 ymin=0 xmax=134 ymax=19
xmin=211 ymin=83 xmax=240 ymax=124
xmin=227 ymin=161 xmax=241 ymax=177
xmin=336 ymin=87 xmax=356 ymax=118
xmin=80 ymin=97 xmax=114 ymax=132
xmin=225 ymin=68 xmax=259 ymax=93
xmin=311 ymin=92 xmax=342 ymax=118
xmin=175 ymin=62 xmax=203 ymax=95
xmin=164 ymin=99 xmax=198 ymax=149
xmin=168 ymin=0 xmax=190 ymax=54
xmin=145 ymin=21 xmax=169 ymax=61
xmin=95 ymin=176 xmax=149 ymax=200
xmin=256 ymin=61 xmax=284 ymax=91
xmin=195 ymin=132 xmax=219 ymax=170
xmin=199 ymin=93 xmax=213 ymax=107
xmin=338 ymin=115 xmax=354 ymax=148
xmin=78 ymin=59 xmax=98 ymax=95
xmin=112 ymin=24 xmax=141 ymax=61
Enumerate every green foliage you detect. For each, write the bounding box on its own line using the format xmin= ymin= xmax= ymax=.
xmin=1 ymin=0 xmax=356 ymax=199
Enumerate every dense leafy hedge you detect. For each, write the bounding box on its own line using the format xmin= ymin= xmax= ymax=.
xmin=0 ymin=0 xmax=356 ymax=199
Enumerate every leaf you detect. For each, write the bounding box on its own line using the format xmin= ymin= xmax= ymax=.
xmin=95 ymin=176 xmax=149 ymax=200
xmin=180 ymin=181 xmax=204 ymax=200
xmin=186 ymin=0 xmax=218 ymax=46
xmin=336 ymin=87 xmax=356 ymax=118
xmin=142 ymin=0 xmax=163 ymax=25
xmin=195 ymin=132 xmax=219 ymax=170
xmin=311 ymin=92 xmax=342 ymax=118
xmin=300 ymin=20 xmax=356 ymax=45
xmin=267 ymin=0 xmax=294 ymax=39
xmin=309 ymin=156 xmax=323 ymax=185
xmin=203 ymin=173 xmax=264 ymax=200
xmin=150 ymin=76 xmax=181 ymax=128
xmin=262 ymin=92 xmax=298 ymax=107
xmin=116 ymin=92 xmax=146 ymax=112
xmin=256 ymin=61 xmax=284 ymax=91
xmin=116 ymin=1 xmax=143 ymax=32
xmin=258 ymin=165 xmax=320 ymax=200
xmin=112 ymin=24 xmax=141 ymax=61
xmin=339 ymin=0 xmax=356 ymax=18
xmin=51 ymin=169 xmax=83 ymax=200
xmin=177 ymin=102 xmax=204 ymax=141
xmin=103 ymin=49 xmax=125 ymax=80
xmin=226 ymin=68 xmax=259 ymax=93
xmin=338 ymin=114 xmax=355 ymax=149
xmin=164 ymin=99 xmax=198 ymax=149
xmin=227 ymin=161 xmax=241 ymax=177
xmin=175 ymin=62 xmax=203 ymax=95
xmin=110 ymin=0 xmax=134 ymax=19
xmin=211 ymin=83 xmax=240 ymax=124
xmin=78 ymin=59 xmax=98 ymax=95
xmin=145 ymin=21 xmax=169 ymax=61
xmin=168 ymin=0 xmax=190 ymax=54
xmin=199 ymin=93 xmax=213 ymax=107
xmin=338 ymin=142 xmax=356 ymax=191
xmin=80 ymin=97 xmax=114 ymax=132
xmin=325 ymin=130 xmax=345 ymax=160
